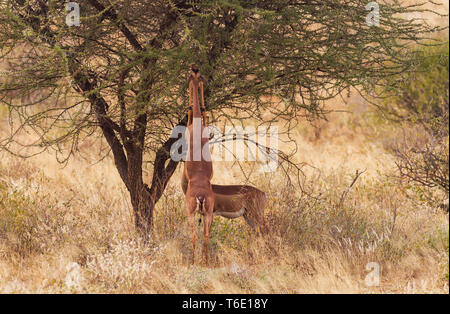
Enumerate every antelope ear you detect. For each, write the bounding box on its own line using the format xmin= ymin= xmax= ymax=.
xmin=189 ymin=71 xmax=201 ymax=80
xmin=190 ymin=63 xmax=200 ymax=74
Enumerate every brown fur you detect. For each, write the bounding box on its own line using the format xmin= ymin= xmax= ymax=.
xmin=184 ymin=65 xmax=214 ymax=266
xmin=181 ymin=168 xmax=268 ymax=234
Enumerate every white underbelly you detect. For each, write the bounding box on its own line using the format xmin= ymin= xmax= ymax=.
xmin=214 ymin=208 xmax=245 ymax=219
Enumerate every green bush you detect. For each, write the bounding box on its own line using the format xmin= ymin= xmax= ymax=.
xmin=382 ymin=40 xmax=449 ymax=198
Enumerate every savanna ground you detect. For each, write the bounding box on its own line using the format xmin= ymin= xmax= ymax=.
xmin=0 ymin=90 xmax=448 ymax=293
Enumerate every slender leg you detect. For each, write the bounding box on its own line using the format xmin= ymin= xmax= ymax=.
xmin=188 ymin=81 xmax=193 ymax=126
xmin=203 ymin=208 xmax=214 ymax=267
xmin=200 ymin=82 xmax=207 ymax=126
xmin=244 ymin=207 xmax=267 ymax=235
xmin=243 ymin=212 xmax=257 ymax=230
xmin=202 ymin=112 xmax=207 ymax=126
xmin=187 ymin=201 xmax=197 ymax=264
xmin=189 ymin=80 xmax=193 ymax=108
xmin=188 ymin=109 xmax=192 ymax=126
xmin=200 ymin=82 xmax=205 ymax=110
xmin=257 ymin=213 xmax=268 ymax=234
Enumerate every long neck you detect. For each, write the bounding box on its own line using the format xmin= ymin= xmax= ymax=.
xmin=191 ymin=80 xmax=202 ymax=118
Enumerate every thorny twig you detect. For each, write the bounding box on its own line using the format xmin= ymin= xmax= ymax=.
xmin=339 ymin=169 xmax=366 ymax=208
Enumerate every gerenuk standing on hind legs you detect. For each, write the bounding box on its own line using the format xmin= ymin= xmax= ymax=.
xmin=184 ymin=64 xmax=214 ymax=266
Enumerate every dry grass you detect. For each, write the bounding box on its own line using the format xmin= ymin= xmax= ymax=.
xmin=0 ymin=91 xmax=448 ymax=294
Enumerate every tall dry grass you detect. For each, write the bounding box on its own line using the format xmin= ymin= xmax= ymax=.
xmin=0 ymin=91 xmax=448 ymax=293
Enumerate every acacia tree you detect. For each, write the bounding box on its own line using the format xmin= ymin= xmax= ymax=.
xmin=0 ymin=0 xmax=444 ymax=232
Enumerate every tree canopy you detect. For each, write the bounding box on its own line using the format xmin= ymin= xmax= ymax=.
xmin=0 ymin=0 xmax=445 ymax=231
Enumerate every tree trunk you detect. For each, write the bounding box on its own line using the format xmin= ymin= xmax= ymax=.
xmin=129 ymin=183 xmax=154 ymax=234
xmin=125 ymin=135 xmax=181 ymax=234
xmin=69 ymin=58 xmax=184 ymax=234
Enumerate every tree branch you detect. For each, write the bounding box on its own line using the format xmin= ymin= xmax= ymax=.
xmin=87 ymin=0 xmax=144 ymax=52
xmin=70 ymin=66 xmax=130 ymax=190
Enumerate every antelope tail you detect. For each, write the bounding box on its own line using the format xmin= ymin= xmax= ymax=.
xmin=196 ymin=195 xmax=206 ymax=225
xmin=196 ymin=195 xmax=206 ymax=213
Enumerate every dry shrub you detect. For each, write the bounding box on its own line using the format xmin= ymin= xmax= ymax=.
xmin=381 ymin=41 xmax=449 ymax=205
